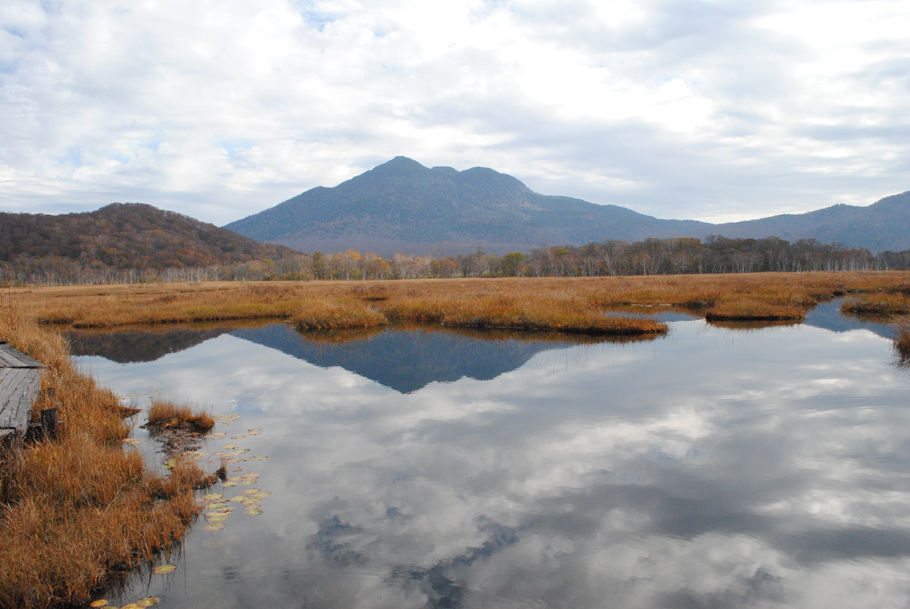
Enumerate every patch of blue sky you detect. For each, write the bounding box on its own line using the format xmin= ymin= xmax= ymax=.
xmin=66 ymin=147 xmax=82 ymax=168
xmin=218 ymin=139 xmax=254 ymax=158
xmin=40 ymin=0 xmax=63 ymax=15
xmin=3 ymin=27 xmax=26 ymax=40
xmin=141 ymin=139 xmax=163 ymax=153
xmin=290 ymin=0 xmax=337 ymax=32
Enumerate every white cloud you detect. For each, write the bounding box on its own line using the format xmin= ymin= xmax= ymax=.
xmin=0 ymin=0 xmax=908 ymax=224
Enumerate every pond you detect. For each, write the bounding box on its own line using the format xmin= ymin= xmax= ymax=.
xmin=69 ymin=307 xmax=910 ymax=609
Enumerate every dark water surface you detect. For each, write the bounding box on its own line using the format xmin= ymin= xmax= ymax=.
xmin=70 ymin=312 xmax=910 ymax=609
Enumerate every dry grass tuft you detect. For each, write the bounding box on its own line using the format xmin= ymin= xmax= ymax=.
xmin=293 ymin=298 xmax=388 ymax=331
xmin=896 ymin=317 xmax=910 ymax=364
xmin=147 ymin=401 xmax=215 ymax=434
xmin=705 ymin=299 xmax=805 ymax=322
xmin=841 ymin=292 xmax=910 ymax=316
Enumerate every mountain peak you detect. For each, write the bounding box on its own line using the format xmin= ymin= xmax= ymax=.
xmin=371 ymin=156 xmax=426 ymax=173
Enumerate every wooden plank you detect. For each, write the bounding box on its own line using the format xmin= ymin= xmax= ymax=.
xmin=0 ymin=368 xmax=40 ymax=433
xmin=0 ymin=343 xmax=44 ymax=368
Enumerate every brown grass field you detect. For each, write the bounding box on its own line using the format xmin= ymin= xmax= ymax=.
xmin=0 ymin=307 xmax=217 ymax=609
xmin=10 ymin=271 xmax=910 ymax=333
xmin=3 ymin=271 xmax=910 ymax=607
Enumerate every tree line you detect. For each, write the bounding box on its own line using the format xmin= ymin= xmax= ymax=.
xmin=4 ymin=236 xmax=910 ymax=286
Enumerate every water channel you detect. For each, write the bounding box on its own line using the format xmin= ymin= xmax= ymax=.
xmin=68 ymin=304 xmax=910 ymax=608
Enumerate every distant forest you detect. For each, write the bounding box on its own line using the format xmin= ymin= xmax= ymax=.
xmin=3 ymin=235 xmax=909 ymax=285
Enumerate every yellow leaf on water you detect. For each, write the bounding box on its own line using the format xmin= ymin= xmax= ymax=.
xmin=152 ymin=564 xmax=176 ymax=575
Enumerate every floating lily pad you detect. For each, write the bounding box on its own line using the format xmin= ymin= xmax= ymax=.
xmin=231 ymin=434 xmax=246 ymax=439
xmin=137 ymin=598 xmax=160 ymax=608
xmin=224 ymin=444 xmax=237 ymax=450
xmin=249 ymin=455 xmax=269 ymax=460
xmin=223 ymin=481 xmax=238 ymax=487
xmin=245 ymin=507 xmax=263 ymax=515
xmin=204 ymin=523 xmax=225 ymax=531
xmin=201 ymin=492 xmax=222 ymax=500
xmin=241 ymin=488 xmax=260 ymax=495
xmin=209 ymin=431 xmax=226 ymax=438
xmin=248 ymin=491 xmax=271 ymax=500
xmin=90 ymin=600 xmax=109 ymax=608
xmin=152 ymin=564 xmax=176 ymax=575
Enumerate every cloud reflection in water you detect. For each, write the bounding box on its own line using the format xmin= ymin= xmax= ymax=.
xmin=74 ymin=320 xmax=910 ymax=609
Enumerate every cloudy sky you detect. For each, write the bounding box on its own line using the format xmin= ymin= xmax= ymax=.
xmin=1 ymin=0 xmax=908 ymax=225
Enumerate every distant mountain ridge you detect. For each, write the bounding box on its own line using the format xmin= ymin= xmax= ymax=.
xmin=0 ymin=202 xmax=297 ymax=276
xmin=225 ymin=156 xmax=910 ymax=255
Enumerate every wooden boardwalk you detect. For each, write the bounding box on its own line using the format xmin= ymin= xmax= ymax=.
xmin=0 ymin=341 xmax=44 ymax=444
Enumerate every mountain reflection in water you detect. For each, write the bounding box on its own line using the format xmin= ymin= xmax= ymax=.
xmin=66 ymin=304 xmax=910 ymax=609
xmin=68 ymin=324 xmax=634 ymax=393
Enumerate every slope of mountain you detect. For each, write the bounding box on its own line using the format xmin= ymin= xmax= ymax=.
xmin=0 ymin=202 xmax=297 ymax=271
xmin=713 ymin=191 xmax=910 ymax=252
xmin=225 ymin=157 xmax=910 ymax=254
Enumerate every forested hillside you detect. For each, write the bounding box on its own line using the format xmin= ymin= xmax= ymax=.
xmin=0 ymin=203 xmax=298 ymax=283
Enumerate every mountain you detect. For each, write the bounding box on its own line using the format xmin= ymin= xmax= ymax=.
xmin=225 ymin=157 xmax=910 ymax=255
xmin=0 ymin=202 xmax=297 ymax=273
xmin=224 ymin=156 xmax=712 ymax=255
xmin=711 ymin=191 xmax=910 ymax=252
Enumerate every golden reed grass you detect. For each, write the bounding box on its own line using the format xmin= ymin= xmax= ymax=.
xmin=9 ymin=272 xmax=910 ymax=333
xmin=0 ymin=305 xmax=213 ymax=609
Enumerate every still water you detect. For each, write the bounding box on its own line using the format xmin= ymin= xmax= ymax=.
xmin=70 ymin=309 xmax=910 ymax=609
